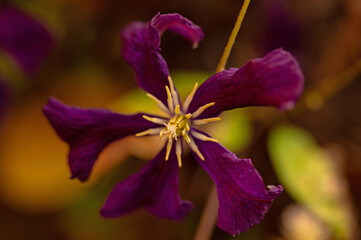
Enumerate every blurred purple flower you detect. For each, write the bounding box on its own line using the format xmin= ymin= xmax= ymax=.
xmin=0 ymin=5 xmax=54 ymax=117
xmin=0 ymin=5 xmax=54 ymax=74
xmin=261 ymin=0 xmax=302 ymax=56
xmin=43 ymin=13 xmax=304 ymax=235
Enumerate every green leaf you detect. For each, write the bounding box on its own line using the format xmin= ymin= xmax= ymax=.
xmin=268 ymin=125 xmax=355 ymax=240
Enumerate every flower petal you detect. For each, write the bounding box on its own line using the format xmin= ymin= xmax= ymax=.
xmin=0 ymin=5 xmax=53 ymax=74
xmin=121 ymin=13 xmax=204 ymax=104
xmin=151 ymin=13 xmax=204 ymax=49
xmin=188 ymin=49 xmax=304 ymax=119
xmin=42 ymin=97 xmax=159 ymax=181
xmin=192 ymin=132 xmax=283 ymax=235
xmin=101 ymin=145 xmax=193 ymax=220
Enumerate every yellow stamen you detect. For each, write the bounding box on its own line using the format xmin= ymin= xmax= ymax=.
xmin=192 ymin=117 xmax=221 ymax=125
xmin=189 ymin=137 xmax=205 ymax=161
xmin=183 ymin=132 xmax=190 ymax=143
xmin=176 ymin=140 xmax=182 ymax=167
xmin=168 ymin=76 xmax=180 ymax=107
xmin=165 ymin=86 xmax=174 ymax=113
xmin=183 ymin=82 xmax=198 ymax=112
xmin=191 ymin=131 xmax=219 ymax=143
xmin=174 ymin=104 xmax=181 ymax=115
xmin=192 ymin=102 xmax=215 ymax=118
xmin=146 ymin=93 xmax=171 ymax=116
xmin=142 ymin=115 xmax=168 ymax=125
xmin=135 ymin=127 xmax=164 ymax=137
xmin=165 ymin=139 xmax=173 ymax=161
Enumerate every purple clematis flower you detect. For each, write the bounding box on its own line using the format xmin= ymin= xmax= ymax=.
xmin=0 ymin=5 xmax=53 ymax=118
xmin=0 ymin=5 xmax=54 ymax=74
xmin=43 ymin=13 xmax=304 ymax=235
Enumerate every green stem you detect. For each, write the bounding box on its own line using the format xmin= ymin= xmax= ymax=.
xmin=216 ymin=0 xmax=251 ymax=73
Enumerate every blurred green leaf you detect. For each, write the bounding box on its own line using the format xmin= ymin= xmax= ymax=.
xmin=172 ymin=70 xmax=211 ymax=97
xmin=268 ymin=125 xmax=355 ymax=240
xmin=208 ymin=109 xmax=251 ymax=153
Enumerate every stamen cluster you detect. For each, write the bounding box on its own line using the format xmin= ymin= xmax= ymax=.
xmin=136 ymin=76 xmax=220 ymax=167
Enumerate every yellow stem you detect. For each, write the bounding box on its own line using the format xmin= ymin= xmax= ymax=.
xmin=215 ymin=0 xmax=251 ymax=73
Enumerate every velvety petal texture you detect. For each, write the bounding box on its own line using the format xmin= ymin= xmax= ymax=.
xmin=188 ymin=49 xmax=304 ymax=119
xmin=101 ymin=145 xmax=193 ymax=220
xmin=192 ymin=132 xmax=283 ymax=235
xmin=0 ymin=5 xmax=53 ymax=74
xmin=43 ymin=97 xmax=159 ymax=181
xmin=121 ymin=13 xmax=204 ymax=104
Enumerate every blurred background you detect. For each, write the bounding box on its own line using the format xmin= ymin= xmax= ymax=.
xmin=0 ymin=0 xmax=360 ymax=239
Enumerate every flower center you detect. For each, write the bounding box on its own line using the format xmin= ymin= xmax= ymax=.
xmin=160 ymin=113 xmax=191 ymax=142
xmin=135 ymin=76 xmax=220 ymax=167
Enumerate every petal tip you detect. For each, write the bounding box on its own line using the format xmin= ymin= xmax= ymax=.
xmin=267 ymin=184 xmax=284 ymax=196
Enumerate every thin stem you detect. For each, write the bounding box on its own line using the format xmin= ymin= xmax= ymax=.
xmin=297 ymin=58 xmax=361 ymax=112
xmin=194 ymin=186 xmax=218 ymax=240
xmin=216 ymin=0 xmax=251 ymax=73
xmin=193 ymin=3 xmax=252 ymax=239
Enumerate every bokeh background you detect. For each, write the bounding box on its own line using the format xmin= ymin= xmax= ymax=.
xmin=0 ymin=0 xmax=360 ymax=239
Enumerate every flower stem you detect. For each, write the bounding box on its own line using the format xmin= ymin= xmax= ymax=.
xmin=194 ymin=186 xmax=218 ymax=240
xmin=216 ymin=0 xmax=251 ymax=73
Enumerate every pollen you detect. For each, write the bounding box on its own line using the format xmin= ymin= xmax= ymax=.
xmin=135 ymin=75 xmax=220 ymax=167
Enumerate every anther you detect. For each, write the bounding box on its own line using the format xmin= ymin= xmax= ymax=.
xmin=192 ymin=117 xmax=221 ymax=125
xmin=165 ymin=86 xmax=174 ymax=113
xmin=165 ymin=139 xmax=173 ymax=161
xmin=142 ymin=115 xmax=168 ymax=125
xmin=188 ymin=136 xmax=205 ymax=161
xmin=183 ymin=132 xmax=191 ymax=143
xmin=168 ymin=76 xmax=180 ymax=107
xmin=135 ymin=127 xmax=164 ymax=137
xmin=176 ymin=140 xmax=182 ymax=167
xmin=192 ymin=102 xmax=215 ymax=118
xmin=191 ymin=131 xmax=219 ymax=143
xmin=174 ymin=105 xmax=181 ymax=115
xmin=183 ymin=82 xmax=198 ymax=112
xmin=146 ymin=93 xmax=171 ymax=116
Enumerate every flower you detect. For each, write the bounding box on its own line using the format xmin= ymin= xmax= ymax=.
xmin=0 ymin=5 xmax=54 ymax=74
xmin=43 ymin=13 xmax=304 ymax=235
xmin=0 ymin=4 xmax=53 ymax=118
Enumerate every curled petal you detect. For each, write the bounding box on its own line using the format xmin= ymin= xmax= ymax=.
xmin=151 ymin=13 xmax=204 ymax=49
xmin=43 ymin=97 xmax=158 ymax=181
xmin=188 ymin=49 xmax=304 ymax=119
xmin=101 ymin=145 xmax=193 ymax=220
xmin=192 ymin=132 xmax=283 ymax=235
xmin=0 ymin=5 xmax=53 ymax=74
xmin=121 ymin=13 xmax=204 ymax=104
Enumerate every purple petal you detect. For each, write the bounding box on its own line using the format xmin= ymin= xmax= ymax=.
xmin=101 ymin=145 xmax=193 ymax=220
xmin=0 ymin=5 xmax=53 ymax=74
xmin=188 ymin=49 xmax=304 ymax=119
xmin=151 ymin=13 xmax=205 ymax=49
xmin=121 ymin=13 xmax=204 ymax=104
xmin=43 ymin=97 xmax=159 ymax=181
xmin=192 ymin=132 xmax=283 ymax=235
